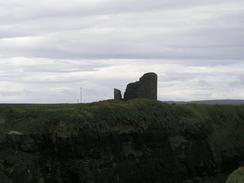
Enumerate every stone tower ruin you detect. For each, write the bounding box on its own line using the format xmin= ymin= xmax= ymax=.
xmin=114 ymin=88 xmax=122 ymax=100
xmin=114 ymin=72 xmax=158 ymax=101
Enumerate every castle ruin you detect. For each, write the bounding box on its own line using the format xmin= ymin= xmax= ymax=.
xmin=114 ymin=72 xmax=158 ymax=101
xmin=114 ymin=88 xmax=122 ymax=100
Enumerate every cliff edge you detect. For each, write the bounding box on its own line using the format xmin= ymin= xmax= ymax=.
xmin=0 ymin=99 xmax=243 ymax=183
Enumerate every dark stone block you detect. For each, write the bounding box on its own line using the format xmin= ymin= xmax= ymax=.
xmin=124 ymin=72 xmax=158 ymax=100
xmin=114 ymin=89 xmax=122 ymax=100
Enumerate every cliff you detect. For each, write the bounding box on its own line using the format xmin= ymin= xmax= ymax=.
xmin=0 ymin=99 xmax=243 ymax=183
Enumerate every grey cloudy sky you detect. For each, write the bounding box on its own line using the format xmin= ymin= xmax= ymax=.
xmin=0 ymin=0 xmax=244 ymax=103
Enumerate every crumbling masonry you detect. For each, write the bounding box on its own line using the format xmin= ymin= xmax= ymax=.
xmin=114 ymin=72 xmax=158 ymax=101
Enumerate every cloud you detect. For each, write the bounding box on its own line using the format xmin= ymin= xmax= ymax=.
xmin=0 ymin=58 xmax=244 ymax=103
xmin=0 ymin=0 xmax=244 ymax=59
xmin=0 ymin=0 xmax=244 ymax=103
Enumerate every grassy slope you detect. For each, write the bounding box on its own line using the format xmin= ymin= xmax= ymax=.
xmin=226 ymin=167 xmax=244 ymax=183
xmin=0 ymin=99 xmax=243 ymax=159
xmin=0 ymin=100 xmax=207 ymax=134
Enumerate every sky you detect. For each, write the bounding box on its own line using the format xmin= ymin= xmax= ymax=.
xmin=0 ymin=0 xmax=244 ymax=103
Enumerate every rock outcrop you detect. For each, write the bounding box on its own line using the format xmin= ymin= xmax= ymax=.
xmin=124 ymin=72 xmax=158 ymax=100
xmin=0 ymin=131 xmax=183 ymax=183
xmin=114 ymin=88 xmax=122 ymax=100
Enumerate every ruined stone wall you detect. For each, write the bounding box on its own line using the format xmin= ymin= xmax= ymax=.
xmin=114 ymin=89 xmax=122 ymax=100
xmin=124 ymin=72 xmax=158 ymax=100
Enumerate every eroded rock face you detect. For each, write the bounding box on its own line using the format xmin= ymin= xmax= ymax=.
xmin=0 ymin=131 xmax=184 ymax=183
xmin=124 ymin=73 xmax=157 ymax=100
xmin=0 ymin=124 xmax=234 ymax=183
xmin=114 ymin=89 xmax=122 ymax=100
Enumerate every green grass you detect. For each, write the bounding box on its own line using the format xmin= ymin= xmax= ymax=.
xmin=226 ymin=167 xmax=244 ymax=183
xmin=0 ymin=99 xmax=243 ymax=154
xmin=0 ymin=99 xmax=243 ymax=164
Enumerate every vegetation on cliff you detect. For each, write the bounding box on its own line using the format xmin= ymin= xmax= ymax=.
xmin=0 ymin=99 xmax=243 ymax=138
xmin=0 ymin=99 xmax=243 ymax=182
xmin=226 ymin=167 xmax=244 ymax=183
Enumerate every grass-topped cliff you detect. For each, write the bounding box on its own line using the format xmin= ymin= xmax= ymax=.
xmin=0 ymin=99 xmax=243 ymax=159
xmin=0 ymin=99 xmax=243 ymax=182
xmin=0 ymin=99 xmax=243 ymax=133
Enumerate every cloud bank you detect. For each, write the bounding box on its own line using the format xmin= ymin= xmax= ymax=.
xmin=0 ymin=0 xmax=243 ymax=103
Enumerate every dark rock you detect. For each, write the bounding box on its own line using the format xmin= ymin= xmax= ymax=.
xmin=114 ymin=88 xmax=122 ymax=100
xmin=193 ymin=177 xmax=202 ymax=183
xmin=124 ymin=72 xmax=157 ymax=100
xmin=182 ymin=180 xmax=193 ymax=183
xmin=0 ymin=131 xmax=184 ymax=183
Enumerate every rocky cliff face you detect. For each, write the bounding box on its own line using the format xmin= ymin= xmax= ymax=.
xmin=0 ymin=100 xmax=243 ymax=183
xmin=0 ymin=132 xmax=183 ymax=183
